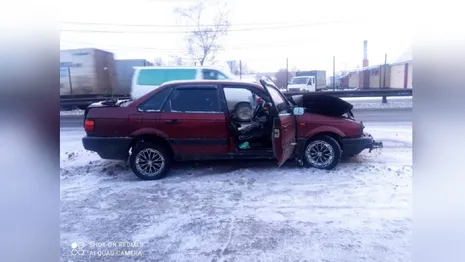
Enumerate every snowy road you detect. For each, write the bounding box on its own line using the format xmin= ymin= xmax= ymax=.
xmin=60 ymin=122 xmax=412 ymax=262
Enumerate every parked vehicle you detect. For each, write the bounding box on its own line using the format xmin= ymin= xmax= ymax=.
xmin=131 ymin=66 xmax=233 ymax=99
xmin=287 ymin=76 xmax=316 ymax=92
xmin=288 ymin=70 xmax=326 ymax=92
xmin=82 ymin=78 xmax=383 ymax=180
xmin=131 ymin=66 xmax=255 ymax=121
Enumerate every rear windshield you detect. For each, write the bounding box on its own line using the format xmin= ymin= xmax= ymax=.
xmin=137 ymin=69 xmax=197 ymax=85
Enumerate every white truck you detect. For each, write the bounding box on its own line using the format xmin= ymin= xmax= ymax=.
xmin=287 ymin=75 xmax=316 ymax=92
xmin=287 ymin=70 xmax=326 ymax=92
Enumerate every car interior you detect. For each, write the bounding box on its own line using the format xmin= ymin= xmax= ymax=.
xmin=228 ymin=93 xmax=274 ymax=151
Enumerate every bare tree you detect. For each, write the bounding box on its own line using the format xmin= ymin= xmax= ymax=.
xmin=231 ymin=61 xmax=254 ymax=75
xmin=164 ymin=54 xmax=183 ymax=66
xmin=153 ymin=57 xmax=164 ymax=66
xmin=174 ymin=1 xmax=230 ymax=66
xmin=274 ymin=69 xmax=293 ymax=89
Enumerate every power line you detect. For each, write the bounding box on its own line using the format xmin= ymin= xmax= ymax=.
xmin=59 ymin=40 xmax=328 ymax=51
xmin=60 ymin=20 xmax=347 ymax=34
xmin=60 ymin=20 xmax=325 ymax=28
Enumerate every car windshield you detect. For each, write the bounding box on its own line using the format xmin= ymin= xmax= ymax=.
xmin=291 ymin=77 xmax=309 ymax=85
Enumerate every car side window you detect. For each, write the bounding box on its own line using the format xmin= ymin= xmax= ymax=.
xmin=216 ymin=70 xmax=228 ymax=80
xmin=138 ymin=87 xmax=172 ymax=112
xmin=267 ymin=87 xmax=292 ymax=115
xmin=202 ymin=69 xmax=228 ymax=80
xmin=169 ymin=87 xmax=221 ymax=113
xmin=223 ymin=86 xmax=255 ymax=112
xmin=202 ymin=69 xmax=216 ymax=80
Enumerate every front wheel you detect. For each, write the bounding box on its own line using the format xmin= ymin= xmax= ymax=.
xmin=129 ymin=142 xmax=171 ymax=180
xmin=303 ymin=136 xmax=342 ymax=170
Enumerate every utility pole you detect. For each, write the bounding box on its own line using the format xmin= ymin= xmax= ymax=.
xmin=382 ymin=54 xmax=388 ymax=103
xmin=383 ymin=53 xmax=387 ymax=88
xmin=332 ymin=56 xmax=336 ymax=91
xmin=286 ymin=57 xmax=289 ymax=90
xmin=239 ymin=60 xmax=242 ymax=80
xmin=67 ymin=67 xmax=73 ymax=97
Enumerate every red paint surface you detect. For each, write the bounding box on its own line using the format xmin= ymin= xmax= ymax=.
xmin=86 ymin=80 xmax=365 ymax=160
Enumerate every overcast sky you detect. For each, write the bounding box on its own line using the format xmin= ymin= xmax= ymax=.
xmin=60 ymin=0 xmax=413 ymax=73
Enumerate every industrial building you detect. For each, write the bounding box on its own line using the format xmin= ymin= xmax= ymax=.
xmin=389 ymin=47 xmax=412 ymax=89
xmin=340 ymin=43 xmax=412 ymax=89
xmin=60 ymin=48 xmax=117 ymax=96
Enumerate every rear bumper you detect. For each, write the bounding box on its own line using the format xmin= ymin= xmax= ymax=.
xmin=82 ymin=136 xmax=132 ymax=160
xmin=340 ymin=133 xmax=383 ymax=156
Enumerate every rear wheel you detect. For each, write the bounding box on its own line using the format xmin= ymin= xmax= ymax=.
xmin=303 ymin=136 xmax=341 ymax=170
xmin=129 ymin=142 xmax=171 ymax=180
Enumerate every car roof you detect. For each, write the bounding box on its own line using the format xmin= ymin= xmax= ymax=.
xmin=161 ymin=79 xmax=265 ymax=89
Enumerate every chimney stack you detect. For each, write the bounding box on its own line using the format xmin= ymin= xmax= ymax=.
xmin=363 ymin=40 xmax=369 ymax=67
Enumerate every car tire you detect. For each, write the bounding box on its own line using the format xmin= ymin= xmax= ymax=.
xmin=129 ymin=142 xmax=171 ymax=180
xmin=303 ymin=135 xmax=341 ymax=170
xmin=234 ymin=102 xmax=253 ymax=122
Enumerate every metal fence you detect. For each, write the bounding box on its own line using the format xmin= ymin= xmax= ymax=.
xmin=60 ymin=89 xmax=412 ymax=109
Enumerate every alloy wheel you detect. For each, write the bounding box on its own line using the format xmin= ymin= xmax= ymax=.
xmin=305 ymin=140 xmax=335 ymax=168
xmin=135 ymin=148 xmax=165 ymax=177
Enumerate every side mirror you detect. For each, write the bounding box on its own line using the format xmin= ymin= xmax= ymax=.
xmin=293 ymin=107 xmax=304 ymax=116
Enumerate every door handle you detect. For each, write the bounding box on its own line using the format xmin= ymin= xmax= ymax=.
xmin=165 ymin=119 xmax=180 ymax=124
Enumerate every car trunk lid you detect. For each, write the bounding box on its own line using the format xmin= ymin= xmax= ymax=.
xmin=83 ymin=99 xmax=132 ymax=124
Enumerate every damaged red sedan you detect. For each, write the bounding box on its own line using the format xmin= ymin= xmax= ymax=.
xmin=82 ymin=78 xmax=383 ymax=180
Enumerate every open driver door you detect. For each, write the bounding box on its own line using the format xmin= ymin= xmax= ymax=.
xmin=259 ymin=78 xmax=297 ymax=166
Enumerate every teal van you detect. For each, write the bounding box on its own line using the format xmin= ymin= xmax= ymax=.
xmin=131 ymin=67 xmax=233 ymax=99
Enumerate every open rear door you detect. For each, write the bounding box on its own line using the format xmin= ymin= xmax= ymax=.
xmin=259 ymin=78 xmax=297 ymax=166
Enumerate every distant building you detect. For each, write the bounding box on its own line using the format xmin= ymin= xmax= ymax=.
xmin=344 ymin=64 xmax=390 ymax=89
xmin=114 ymin=59 xmax=153 ymax=95
xmin=60 ymin=48 xmax=117 ymax=96
xmin=389 ymin=47 xmax=412 ymax=89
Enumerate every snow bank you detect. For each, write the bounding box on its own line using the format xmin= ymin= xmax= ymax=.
xmin=60 ymin=125 xmax=412 ymax=261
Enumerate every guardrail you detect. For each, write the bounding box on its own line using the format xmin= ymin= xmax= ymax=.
xmin=284 ymin=89 xmax=412 ymax=99
xmin=60 ymin=89 xmax=412 ymax=109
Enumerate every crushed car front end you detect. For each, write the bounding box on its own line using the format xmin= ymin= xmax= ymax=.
xmin=340 ymin=132 xmax=383 ymax=156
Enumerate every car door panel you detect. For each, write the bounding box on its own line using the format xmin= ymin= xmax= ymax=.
xmin=260 ymin=79 xmax=297 ymax=166
xmin=158 ymin=112 xmax=229 ymax=155
xmin=157 ymin=85 xmax=230 ymax=156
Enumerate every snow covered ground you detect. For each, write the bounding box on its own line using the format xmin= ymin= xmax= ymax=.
xmin=60 ymin=123 xmax=412 ymax=261
xmin=60 ymin=96 xmax=412 ymax=116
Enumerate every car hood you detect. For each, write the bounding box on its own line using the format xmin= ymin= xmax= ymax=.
xmin=286 ymin=93 xmax=354 ymax=117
